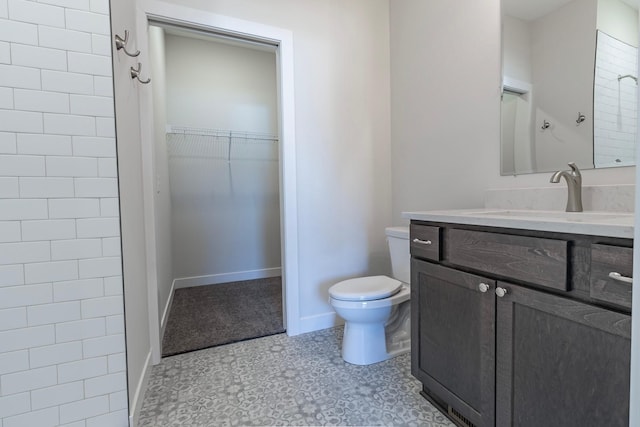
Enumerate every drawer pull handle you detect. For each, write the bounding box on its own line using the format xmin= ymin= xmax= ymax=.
xmin=495 ymin=287 xmax=508 ymax=298
xmin=413 ymin=238 xmax=432 ymax=245
xmin=609 ymin=272 xmax=633 ymax=284
xmin=478 ymin=283 xmax=490 ymax=293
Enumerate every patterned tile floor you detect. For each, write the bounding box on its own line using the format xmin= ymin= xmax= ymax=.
xmin=139 ymin=327 xmax=455 ymax=427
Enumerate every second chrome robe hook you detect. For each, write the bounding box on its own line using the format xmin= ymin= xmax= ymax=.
xmin=115 ymin=30 xmax=140 ymax=57
xmin=131 ymin=63 xmax=151 ymax=84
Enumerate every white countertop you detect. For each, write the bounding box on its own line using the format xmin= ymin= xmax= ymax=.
xmin=402 ymin=209 xmax=635 ymax=239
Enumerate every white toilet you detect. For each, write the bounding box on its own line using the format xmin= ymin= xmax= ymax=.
xmin=329 ymin=226 xmax=411 ymax=365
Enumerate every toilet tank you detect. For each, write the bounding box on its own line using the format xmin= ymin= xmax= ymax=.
xmin=385 ymin=226 xmax=410 ymax=284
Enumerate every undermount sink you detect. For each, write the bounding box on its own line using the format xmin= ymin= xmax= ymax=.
xmin=466 ymin=210 xmax=631 ymax=222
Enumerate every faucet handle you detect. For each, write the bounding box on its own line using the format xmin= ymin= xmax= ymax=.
xmin=567 ymin=162 xmax=581 ymax=177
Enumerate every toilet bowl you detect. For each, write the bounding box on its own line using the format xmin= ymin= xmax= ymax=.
xmin=329 ymin=226 xmax=410 ymax=365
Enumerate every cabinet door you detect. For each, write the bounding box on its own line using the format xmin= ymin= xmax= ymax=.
xmin=411 ymin=259 xmax=496 ymax=427
xmin=496 ymin=282 xmax=631 ymax=427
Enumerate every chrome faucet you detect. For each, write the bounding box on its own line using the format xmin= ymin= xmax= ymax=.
xmin=550 ymin=162 xmax=583 ymax=212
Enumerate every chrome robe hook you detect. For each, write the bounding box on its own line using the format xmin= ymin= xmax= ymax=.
xmin=115 ymin=30 xmax=140 ymax=57
xmin=130 ymin=63 xmax=151 ymax=84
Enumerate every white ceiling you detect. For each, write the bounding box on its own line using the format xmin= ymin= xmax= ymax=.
xmin=504 ymin=0 xmax=639 ymax=21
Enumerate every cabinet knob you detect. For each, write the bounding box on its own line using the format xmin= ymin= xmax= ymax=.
xmin=478 ymin=283 xmax=490 ymax=293
xmin=495 ymin=287 xmax=508 ymax=298
xmin=412 ymin=238 xmax=432 ymax=245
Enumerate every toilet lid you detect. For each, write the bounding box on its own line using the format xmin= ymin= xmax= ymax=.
xmin=329 ymin=276 xmax=402 ymax=301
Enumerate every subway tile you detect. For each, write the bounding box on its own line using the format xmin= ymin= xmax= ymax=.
xmin=42 ymin=70 xmax=93 ymax=95
xmin=17 ymin=134 xmax=72 ymax=156
xmin=3 ymin=407 xmax=59 ymax=427
xmin=93 ymin=76 xmax=112 ymax=97
xmin=0 ymin=110 xmax=43 ymax=133
xmin=0 ymin=306 xmax=26 ymax=331
xmin=68 ymin=51 xmax=112 ymax=76
xmin=70 ymin=94 xmax=113 ymax=117
xmin=103 ymin=276 xmax=122 ymax=296
xmin=0 ymin=132 xmax=17 ymax=154
xmin=0 ymin=365 xmax=57 ymax=395
xmin=0 ymin=350 xmax=28 ymax=375
xmin=91 ymin=34 xmax=110 ymax=56
xmin=99 ymin=198 xmax=119 ymax=217
xmin=82 ymin=333 xmax=124 ymax=358
xmin=0 ymin=86 xmax=12 ymax=108
xmin=43 ymin=113 xmax=96 ymax=136
xmin=0 ymin=40 xmax=8 ymax=63
xmin=97 ymin=158 xmax=116 ymax=177
xmin=75 ymin=178 xmax=118 ymax=198
xmin=52 ymin=239 xmax=102 ymax=260
xmin=60 ymin=419 xmax=90 ymax=427
xmin=11 ymin=44 xmax=67 ymax=71
xmin=53 ymin=277 xmax=103 ymax=301
xmin=0 ymin=393 xmax=31 ymax=420
xmin=0 ymin=154 xmax=44 ymax=176
xmin=106 ymin=352 xmax=125 ymax=374
xmin=29 ymin=340 xmax=82 ymax=367
xmin=0 ymin=199 xmax=48 ymax=220
xmin=0 ymin=264 xmax=23 ymax=287
xmin=0 ymin=177 xmax=19 ymax=198
xmin=8 ymin=0 xmax=65 ymax=27
xmin=0 ymin=0 xmax=6 ymax=17
xmin=38 ymin=25 xmax=92 ymax=53
xmin=39 ymin=0 xmax=90 ymax=11
xmin=0 ymin=241 xmax=50 ymax=265
xmin=14 ymin=89 xmax=69 ymax=113
xmin=88 ymin=0 xmax=108 ymax=14
xmin=86 ymin=409 xmax=128 ymax=427
xmin=85 ymin=371 xmax=126 ymax=398
xmin=55 ymin=317 xmax=104 ymax=343
xmin=80 ymin=295 xmax=122 ymax=318
xmin=59 ymin=395 xmax=109 ymax=424
xmin=24 ymin=260 xmax=78 ymax=284
xmin=72 ymin=136 xmax=115 ymax=157
xmin=47 ymin=156 xmax=98 ymax=177
xmin=0 ymin=64 xmax=40 ymax=90
xmin=22 ymin=219 xmax=76 ymax=242
xmin=0 ymin=283 xmax=52 ymax=309
xmin=101 ymin=237 xmax=120 ymax=256
xmin=95 ymin=117 xmax=114 ymax=137
xmin=76 ymin=218 xmax=119 ymax=238
xmin=27 ymin=300 xmax=80 ymax=326
xmin=108 ymin=390 xmax=127 ymax=411
xmin=0 ymin=324 xmax=54 ymax=353
xmin=49 ymin=198 xmax=100 ymax=219
xmin=30 ymin=381 xmax=84 ymax=410
xmin=0 ymin=18 xmax=38 ymax=44
xmin=19 ymin=177 xmax=75 ymax=198
xmin=0 ymin=221 xmax=20 ymax=242
xmin=57 ymin=357 xmax=107 ymax=384
xmin=65 ymin=9 xmax=110 ymax=35
xmin=105 ymin=314 xmax=123 ymax=335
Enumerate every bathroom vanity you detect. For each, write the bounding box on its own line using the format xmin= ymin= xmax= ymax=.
xmin=403 ymin=209 xmax=633 ymax=427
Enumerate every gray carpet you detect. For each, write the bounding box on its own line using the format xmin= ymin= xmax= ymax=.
xmin=162 ymin=277 xmax=285 ymax=357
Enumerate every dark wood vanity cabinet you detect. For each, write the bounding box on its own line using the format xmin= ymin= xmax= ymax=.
xmin=410 ymin=221 xmax=632 ymax=427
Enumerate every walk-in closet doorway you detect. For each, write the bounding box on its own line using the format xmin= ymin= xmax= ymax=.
xmin=134 ymin=6 xmax=300 ymax=363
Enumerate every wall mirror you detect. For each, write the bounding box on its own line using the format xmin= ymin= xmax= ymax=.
xmin=501 ymin=0 xmax=639 ymax=175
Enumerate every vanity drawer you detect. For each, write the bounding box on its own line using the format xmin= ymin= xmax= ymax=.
xmin=590 ymin=243 xmax=633 ymax=311
xmin=410 ymin=224 xmax=441 ymax=261
xmin=445 ymin=229 xmax=568 ymax=291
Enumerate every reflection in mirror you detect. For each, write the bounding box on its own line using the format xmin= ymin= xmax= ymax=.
xmin=501 ymin=0 xmax=639 ymax=175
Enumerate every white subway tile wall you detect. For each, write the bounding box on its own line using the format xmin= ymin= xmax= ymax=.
xmin=594 ymin=30 xmax=638 ymax=168
xmin=0 ymin=0 xmax=128 ymax=426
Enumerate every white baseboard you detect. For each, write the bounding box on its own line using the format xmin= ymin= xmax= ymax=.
xmin=173 ymin=268 xmax=282 ymax=289
xmin=159 ymin=279 xmax=176 ymax=344
xmin=128 ymin=350 xmax=152 ymax=427
xmin=297 ymin=311 xmax=343 ymax=335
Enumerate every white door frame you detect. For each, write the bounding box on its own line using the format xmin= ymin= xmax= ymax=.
xmin=136 ymin=0 xmax=300 ymax=363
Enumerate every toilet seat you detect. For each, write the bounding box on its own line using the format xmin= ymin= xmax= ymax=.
xmin=329 ymin=275 xmax=402 ymax=302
